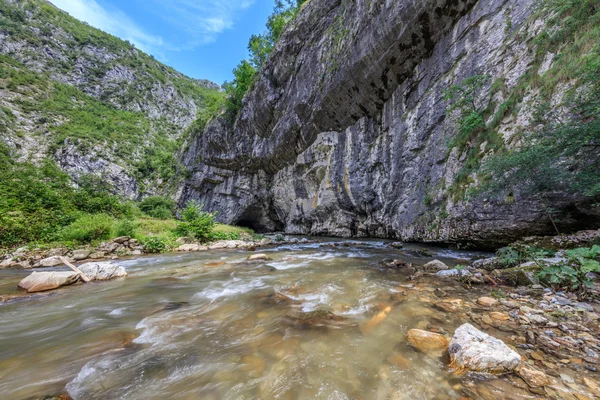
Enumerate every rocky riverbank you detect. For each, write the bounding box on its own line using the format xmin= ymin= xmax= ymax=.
xmin=0 ymin=234 xmax=313 ymax=271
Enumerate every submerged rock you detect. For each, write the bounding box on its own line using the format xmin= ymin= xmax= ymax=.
xmin=282 ymin=310 xmax=352 ymax=330
xmin=449 ymin=323 xmax=521 ymax=373
xmin=18 ymin=271 xmax=80 ymax=293
xmin=78 ymin=262 xmax=127 ymax=281
xmin=405 ymin=329 xmax=449 ymax=355
xmin=247 ymin=254 xmax=271 ymax=261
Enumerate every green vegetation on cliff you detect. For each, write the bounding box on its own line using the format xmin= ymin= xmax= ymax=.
xmin=224 ymin=0 xmax=307 ymax=117
xmin=445 ymin=0 xmax=600 ymax=202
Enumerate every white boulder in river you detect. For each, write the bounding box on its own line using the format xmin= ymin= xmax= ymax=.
xmin=449 ymin=323 xmax=521 ymax=373
xmin=78 ymin=262 xmax=127 ymax=281
xmin=18 ymin=271 xmax=80 ymax=293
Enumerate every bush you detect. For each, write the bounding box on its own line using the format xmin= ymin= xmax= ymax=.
xmin=139 ymin=196 xmax=176 ymax=219
xmin=59 ymin=214 xmax=114 ymax=244
xmin=142 ymin=236 xmax=168 ymax=253
xmin=115 ymin=219 xmax=138 ymax=237
xmin=176 ymin=201 xmax=216 ymax=242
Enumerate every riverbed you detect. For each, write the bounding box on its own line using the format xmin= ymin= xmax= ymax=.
xmin=0 ymin=239 xmax=594 ymax=399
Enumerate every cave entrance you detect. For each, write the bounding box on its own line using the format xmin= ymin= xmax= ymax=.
xmin=235 ymin=204 xmax=284 ymax=233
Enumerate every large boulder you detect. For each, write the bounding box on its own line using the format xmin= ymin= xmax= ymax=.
xmin=449 ymin=323 xmax=521 ymax=373
xmin=78 ymin=262 xmax=128 ymax=281
xmin=405 ymin=329 xmax=449 ymax=355
xmin=18 ymin=271 xmax=80 ymax=293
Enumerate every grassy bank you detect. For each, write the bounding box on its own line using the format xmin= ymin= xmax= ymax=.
xmin=0 ymin=143 xmax=254 ymax=254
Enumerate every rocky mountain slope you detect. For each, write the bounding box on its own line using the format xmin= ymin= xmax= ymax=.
xmin=180 ymin=0 xmax=600 ymax=247
xmin=0 ymin=0 xmax=221 ymax=198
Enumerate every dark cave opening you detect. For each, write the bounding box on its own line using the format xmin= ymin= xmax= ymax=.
xmin=234 ymin=205 xmax=284 ymax=233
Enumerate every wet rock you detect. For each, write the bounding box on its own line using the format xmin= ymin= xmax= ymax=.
xmin=435 ymin=299 xmax=464 ymax=313
xmin=416 ymin=249 xmax=433 ymax=257
xmin=282 ymin=310 xmax=352 ymax=330
xmin=362 ymin=305 xmax=393 ymax=333
xmin=72 ymin=249 xmax=91 ymax=261
xmin=449 ymin=324 xmax=521 ymax=373
xmin=492 ymin=264 xmax=540 ymax=287
xmin=389 ymin=242 xmax=404 ymax=249
xmin=38 ymin=256 xmax=65 ymax=268
xmin=382 ymin=259 xmax=413 ymax=269
xmin=436 ymin=269 xmax=472 ymax=278
xmin=518 ymin=367 xmax=549 ymax=387
xmin=405 ymin=329 xmax=449 ymax=355
xmin=477 ymin=297 xmax=498 ymax=307
xmin=18 ymin=271 xmax=80 ymax=293
xmin=177 ymin=244 xmax=200 ymax=252
xmin=423 ymin=260 xmax=449 ymax=271
xmin=78 ymin=262 xmax=127 ymax=281
xmin=472 ymin=257 xmax=504 ymax=271
xmin=247 ymin=254 xmax=271 ymax=261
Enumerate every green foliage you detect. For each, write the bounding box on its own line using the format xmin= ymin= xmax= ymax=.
xmin=142 ymin=236 xmax=169 ymax=254
xmin=115 ymin=219 xmax=138 ymax=237
xmin=496 ymin=246 xmax=556 ymax=267
xmin=208 ymin=231 xmax=241 ymax=241
xmin=224 ymin=0 xmax=306 ymax=117
xmin=537 ymin=246 xmax=600 ymax=292
xmin=139 ymin=196 xmax=176 ymax=219
xmin=176 ymin=201 xmax=217 ymax=242
xmin=0 ymin=144 xmax=133 ymax=247
xmin=59 ymin=214 xmax=114 ymax=244
xmin=223 ymin=60 xmax=257 ymax=118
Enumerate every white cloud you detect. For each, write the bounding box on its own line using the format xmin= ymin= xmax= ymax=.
xmin=50 ymin=0 xmax=165 ymax=55
xmin=50 ymin=0 xmax=255 ymax=56
xmin=142 ymin=0 xmax=256 ymax=49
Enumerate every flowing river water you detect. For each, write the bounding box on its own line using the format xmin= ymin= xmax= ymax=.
xmin=0 ymin=238 xmax=543 ymax=400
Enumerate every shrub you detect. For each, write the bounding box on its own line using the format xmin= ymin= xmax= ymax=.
xmin=59 ymin=214 xmax=114 ymax=244
xmin=142 ymin=236 xmax=168 ymax=253
xmin=176 ymin=201 xmax=216 ymax=242
xmin=139 ymin=196 xmax=176 ymax=219
xmin=115 ymin=219 xmax=138 ymax=237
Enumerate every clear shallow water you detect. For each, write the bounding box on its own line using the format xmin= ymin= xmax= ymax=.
xmin=0 ymin=239 xmax=497 ymax=399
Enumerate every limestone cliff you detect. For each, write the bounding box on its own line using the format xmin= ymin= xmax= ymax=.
xmin=180 ymin=0 xmax=600 ymax=248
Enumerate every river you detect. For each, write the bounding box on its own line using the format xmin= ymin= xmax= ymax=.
xmin=1 ymin=238 xmax=542 ymax=399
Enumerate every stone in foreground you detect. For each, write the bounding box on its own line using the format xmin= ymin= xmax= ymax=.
xmin=78 ymin=262 xmax=127 ymax=281
xmin=406 ymin=329 xmax=449 ymax=355
xmin=449 ymin=323 xmax=521 ymax=373
xmin=18 ymin=271 xmax=80 ymax=293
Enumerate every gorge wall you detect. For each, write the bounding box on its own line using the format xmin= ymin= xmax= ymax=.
xmin=180 ymin=0 xmax=599 ymax=248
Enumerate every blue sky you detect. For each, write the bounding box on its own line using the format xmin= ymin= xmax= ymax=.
xmin=50 ymin=0 xmax=275 ymax=85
